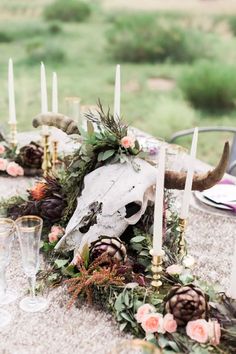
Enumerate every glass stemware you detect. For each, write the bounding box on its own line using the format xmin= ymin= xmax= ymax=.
xmin=16 ymin=216 xmax=48 ymax=313
xmin=0 ymin=218 xmax=16 ymax=327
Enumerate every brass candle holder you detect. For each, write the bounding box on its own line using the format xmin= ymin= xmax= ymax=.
xmin=42 ymin=134 xmax=52 ymax=176
xmin=150 ymin=249 xmax=165 ymax=293
xmin=178 ymin=218 xmax=188 ymax=260
xmin=52 ymin=140 xmax=59 ymax=171
xmin=8 ymin=122 xmax=18 ymax=149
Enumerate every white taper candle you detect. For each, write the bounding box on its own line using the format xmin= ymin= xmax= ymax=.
xmin=153 ymin=145 xmax=166 ymax=255
xmin=114 ymin=64 xmax=120 ymax=120
xmin=41 ymin=62 xmax=48 ymax=135
xmin=52 ymin=72 xmax=58 ymax=114
xmin=8 ymin=58 xmax=16 ymax=124
xmin=180 ymin=127 xmax=199 ymax=219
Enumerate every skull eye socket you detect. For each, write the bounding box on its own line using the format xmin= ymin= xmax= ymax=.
xmin=125 ymin=202 xmax=141 ymax=219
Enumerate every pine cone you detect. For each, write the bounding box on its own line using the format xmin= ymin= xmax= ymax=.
xmin=164 ymin=284 xmax=208 ymax=326
xmin=90 ymin=236 xmax=127 ymax=263
xmin=17 ymin=142 xmax=43 ymax=169
xmin=40 ymin=196 xmax=66 ymax=224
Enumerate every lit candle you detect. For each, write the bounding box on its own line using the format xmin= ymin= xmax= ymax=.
xmin=114 ymin=64 xmax=120 ymax=120
xmin=180 ymin=127 xmax=199 ymax=219
xmin=41 ymin=62 xmax=49 ymax=135
xmin=228 ymin=240 xmax=236 ymax=299
xmin=153 ymin=145 xmax=166 ymax=255
xmin=8 ymin=58 xmax=16 ymax=124
xmin=52 ymin=72 xmax=58 ymax=113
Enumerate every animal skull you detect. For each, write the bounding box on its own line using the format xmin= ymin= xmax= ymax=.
xmin=56 ymin=158 xmax=156 ymax=252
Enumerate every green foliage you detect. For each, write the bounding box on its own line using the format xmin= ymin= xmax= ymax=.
xmin=47 ymin=21 xmax=63 ymax=34
xmin=228 ymin=15 xmax=236 ymax=36
xmin=43 ymin=0 xmax=91 ymax=23
xmin=107 ymin=13 xmax=211 ymax=63
xmin=26 ymin=40 xmax=66 ymax=64
xmin=0 ymin=31 xmax=12 ymax=43
xmin=179 ymin=61 xmax=236 ymax=111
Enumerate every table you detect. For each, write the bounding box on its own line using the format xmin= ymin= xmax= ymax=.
xmin=0 ymin=131 xmax=235 ymax=354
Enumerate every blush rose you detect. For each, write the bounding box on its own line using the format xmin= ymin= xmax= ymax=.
xmin=0 ymin=145 xmax=5 ymax=154
xmin=135 ymin=304 xmax=156 ymax=323
xmin=166 ymin=264 xmax=183 ymax=276
xmin=163 ymin=313 xmax=177 ymax=333
xmin=186 ymin=319 xmax=209 ymax=343
xmin=141 ymin=313 xmax=164 ymax=334
xmin=0 ymin=158 xmax=8 ymax=171
xmin=6 ymin=162 xmax=24 ymax=177
xmin=120 ymin=135 xmax=135 ymax=149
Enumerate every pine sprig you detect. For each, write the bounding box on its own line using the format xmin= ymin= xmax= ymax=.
xmin=85 ymin=100 xmax=127 ymax=140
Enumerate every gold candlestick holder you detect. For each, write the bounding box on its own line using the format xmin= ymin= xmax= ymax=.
xmin=52 ymin=140 xmax=59 ymax=171
xmin=150 ymin=249 xmax=165 ymax=293
xmin=178 ymin=218 xmax=187 ymax=260
xmin=8 ymin=122 xmax=18 ymax=149
xmin=42 ymin=134 xmax=52 ymax=176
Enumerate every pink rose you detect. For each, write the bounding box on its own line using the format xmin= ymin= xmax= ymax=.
xmin=6 ymin=162 xmax=23 ymax=177
xmin=166 ymin=264 xmax=183 ymax=276
xmin=51 ymin=225 xmax=64 ymax=236
xmin=208 ymin=320 xmax=221 ymax=346
xmin=16 ymin=165 xmax=24 ymax=176
xmin=48 ymin=232 xmax=58 ymax=243
xmin=121 ymin=135 xmax=135 ymax=149
xmin=163 ymin=314 xmax=177 ymax=333
xmin=186 ymin=319 xmax=209 ymax=343
xmin=0 ymin=158 xmax=8 ymax=171
xmin=135 ymin=304 xmax=156 ymax=323
xmin=0 ymin=145 xmax=5 ymax=154
xmin=141 ymin=313 xmax=164 ymax=334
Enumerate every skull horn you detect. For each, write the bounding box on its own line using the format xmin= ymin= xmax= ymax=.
xmin=32 ymin=112 xmax=80 ymax=135
xmin=164 ymin=141 xmax=230 ymax=191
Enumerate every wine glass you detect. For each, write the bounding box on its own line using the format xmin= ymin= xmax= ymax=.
xmin=16 ymin=216 xmax=48 ymax=313
xmin=0 ymin=218 xmax=16 ymax=327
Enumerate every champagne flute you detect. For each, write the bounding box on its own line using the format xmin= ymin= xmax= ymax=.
xmin=16 ymin=216 xmax=48 ymax=312
xmin=0 ymin=218 xmax=16 ymax=327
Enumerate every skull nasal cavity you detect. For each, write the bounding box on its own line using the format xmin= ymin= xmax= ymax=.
xmin=125 ymin=202 xmax=141 ymax=218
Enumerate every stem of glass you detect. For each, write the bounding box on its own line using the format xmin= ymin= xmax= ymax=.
xmin=0 ymin=268 xmax=7 ymax=299
xmin=28 ymin=275 xmax=36 ymax=301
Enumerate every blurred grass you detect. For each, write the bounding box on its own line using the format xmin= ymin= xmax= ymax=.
xmin=0 ymin=0 xmax=235 ymax=166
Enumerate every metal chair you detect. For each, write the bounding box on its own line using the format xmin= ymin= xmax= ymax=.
xmin=169 ymin=126 xmax=236 ymax=176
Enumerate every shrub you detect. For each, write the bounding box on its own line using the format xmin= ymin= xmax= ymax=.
xmin=43 ymin=0 xmax=91 ymax=23
xmin=0 ymin=31 xmax=12 ymax=43
xmin=48 ymin=21 xmax=63 ymax=34
xmin=26 ymin=40 xmax=66 ymax=64
xmin=228 ymin=15 xmax=236 ymax=36
xmin=107 ymin=13 xmax=211 ymax=63
xmin=179 ymin=61 xmax=236 ymax=111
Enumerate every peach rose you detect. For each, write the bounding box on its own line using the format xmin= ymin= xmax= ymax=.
xmin=163 ymin=314 xmax=177 ymax=333
xmin=0 ymin=158 xmax=8 ymax=171
xmin=166 ymin=264 xmax=183 ymax=276
xmin=0 ymin=145 xmax=5 ymax=154
xmin=135 ymin=304 xmax=156 ymax=323
xmin=6 ymin=162 xmax=23 ymax=177
xmin=120 ymin=135 xmax=135 ymax=149
xmin=51 ymin=225 xmax=64 ymax=235
xmin=48 ymin=232 xmax=58 ymax=243
xmin=208 ymin=320 xmax=221 ymax=346
xmin=186 ymin=319 xmax=209 ymax=343
xmin=141 ymin=313 xmax=164 ymax=334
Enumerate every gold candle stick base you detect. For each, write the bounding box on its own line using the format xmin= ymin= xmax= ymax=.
xmin=150 ymin=249 xmax=165 ymax=293
xmin=52 ymin=140 xmax=59 ymax=171
xmin=8 ymin=122 xmax=18 ymax=149
xmin=178 ymin=218 xmax=187 ymax=260
xmin=42 ymin=134 xmax=52 ymax=176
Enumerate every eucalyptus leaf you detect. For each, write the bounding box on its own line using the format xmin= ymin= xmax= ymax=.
xmin=119 ymin=322 xmax=127 ymax=332
xmin=54 ymin=259 xmax=69 ymax=268
xmin=130 ymin=236 xmax=146 ymax=243
xmin=120 ymin=312 xmax=133 ymax=323
xmin=102 ymin=149 xmax=115 ymax=161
